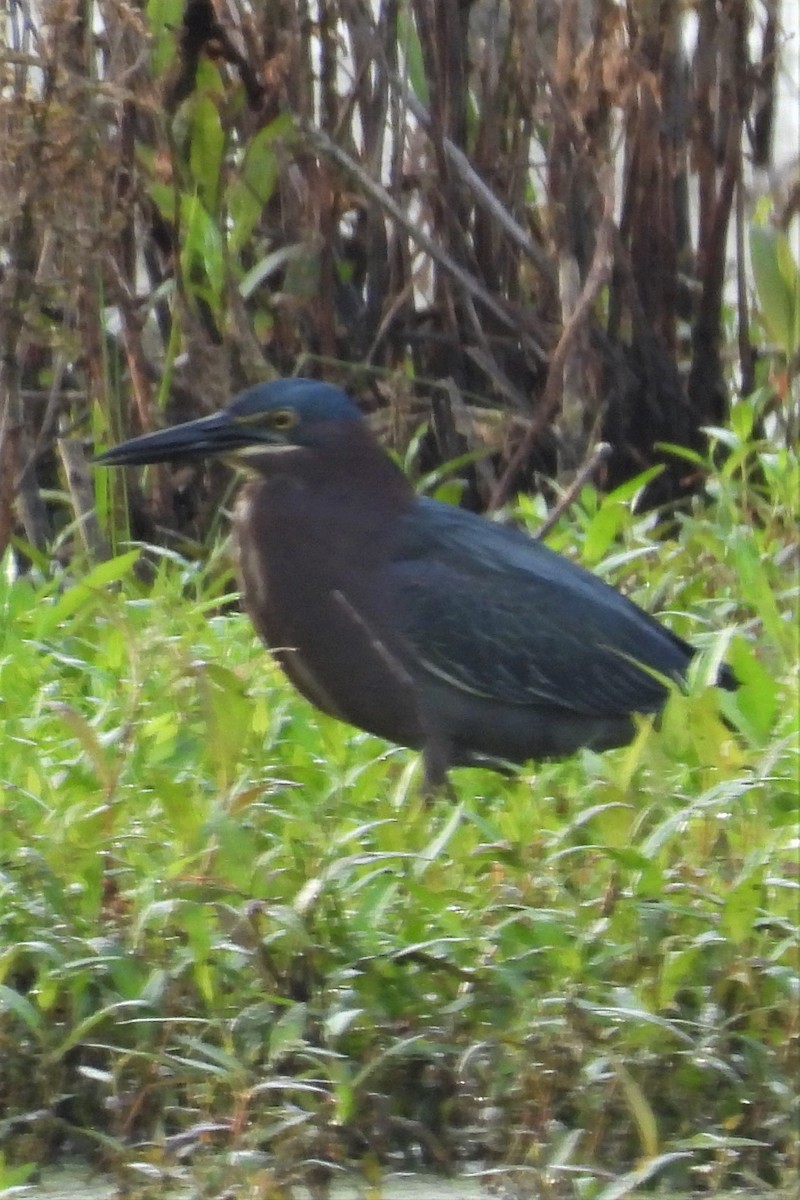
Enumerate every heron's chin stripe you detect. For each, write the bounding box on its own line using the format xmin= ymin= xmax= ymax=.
xmin=236 ymin=443 xmax=301 ymax=455
xmin=223 ymin=445 xmax=302 ymax=473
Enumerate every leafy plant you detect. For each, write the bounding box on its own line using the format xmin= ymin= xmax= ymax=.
xmin=1 ymin=409 xmax=797 ymax=1195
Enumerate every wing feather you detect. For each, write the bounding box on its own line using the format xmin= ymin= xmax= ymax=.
xmin=390 ymin=500 xmax=692 ymax=718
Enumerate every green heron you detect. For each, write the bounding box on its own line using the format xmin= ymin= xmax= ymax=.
xmin=95 ymin=378 xmax=736 ymax=787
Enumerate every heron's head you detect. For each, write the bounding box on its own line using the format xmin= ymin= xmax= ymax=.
xmin=94 ymin=379 xmax=364 ymax=469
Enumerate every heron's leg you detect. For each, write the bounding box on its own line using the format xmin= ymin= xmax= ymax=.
xmin=421 ymin=736 xmax=457 ymax=802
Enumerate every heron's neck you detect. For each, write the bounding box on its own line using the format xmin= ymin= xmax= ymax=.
xmin=252 ymin=423 xmax=414 ymax=514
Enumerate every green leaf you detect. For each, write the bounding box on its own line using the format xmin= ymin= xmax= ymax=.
xmin=721 ymin=865 xmax=765 ymax=945
xmin=239 ymin=244 xmax=303 ymax=298
xmin=614 ymin=1061 xmax=660 ymax=1158
xmin=398 ymin=7 xmax=428 ymax=105
xmin=192 ymin=660 xmax=253 ymax=785
xmin=181 ymin=192 xmax=225 ymax=313
xmin=36 ymin=550 xmax=140 ymax=632
xmin=594 ymin=1152 xmax=692 ymax=1200
xmin=0 ymin=984 xmax=44 ymax=1033
xmin=0 ymin=1152 xmax=38 ymax=1190
xmin=227 ymin=118 xmax=292 ymax=254
xmin=47 ymin=1000 xmax=149 ymax=1063
xmin=583 ymin=501 xmax=626 ymax=564
xmin=148 ymin=179 xmax=177 ymax=223
xmin=189 ymin=95 xmax=225 ymax=212
xmin=267 ymin=1003 xmax=309 ymax=1065
xmin=413 ymin=802 xmax=464 ymax=876
xmin=146 ymin=0 xmax=183 ymax=76
xmin=726 ymin=528 xmax=788 ymax=653
xmin=726 ymin=636 xmax=778 ymax=743
xmin=749 ymin=224 xmax=800 ymax=357
xmin=655 ymin=440 xmax=706 ymax=466
xmin=729 ymin=398 xmax=755 ymax=442
xmin=604 ymin=464 xmax=664 ymax=504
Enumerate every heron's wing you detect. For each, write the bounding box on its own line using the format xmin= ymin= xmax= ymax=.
xmin=390 ymin=499 xmax=693 ymax=717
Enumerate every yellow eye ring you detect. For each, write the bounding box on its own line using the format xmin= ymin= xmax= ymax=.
xmin=271 ymin=409 xmax=297 ymax=431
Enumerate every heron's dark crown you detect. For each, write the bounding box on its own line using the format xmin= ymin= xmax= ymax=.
xmin=230 ymin=379 xmax=363 ymax=446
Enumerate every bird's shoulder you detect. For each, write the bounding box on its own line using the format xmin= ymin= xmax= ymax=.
xmin=395 ymin=497 xmax=626 ymax=607
xmin=388 ymin=497 xmax=693 ymax=715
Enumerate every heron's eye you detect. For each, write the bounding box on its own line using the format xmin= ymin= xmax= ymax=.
xmin=271 ymin=409 xmax=297 ymax=431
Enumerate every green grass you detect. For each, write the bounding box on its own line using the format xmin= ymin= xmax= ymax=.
xmin=0 ymin=418 xmax=798 ymax=1198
